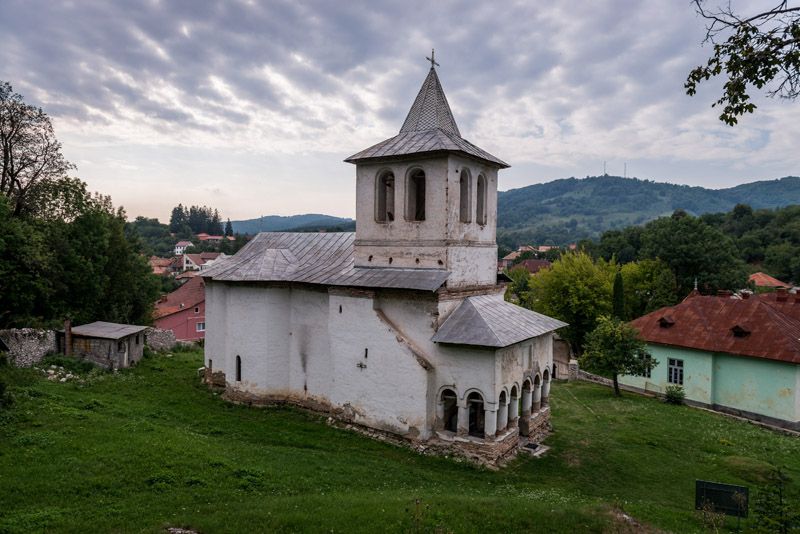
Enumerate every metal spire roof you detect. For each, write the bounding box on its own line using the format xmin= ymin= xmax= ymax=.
xmin=345 ymin=57 xmax=508 ymax=168
xmin=399 ymin=67 xmax=460 ymax=137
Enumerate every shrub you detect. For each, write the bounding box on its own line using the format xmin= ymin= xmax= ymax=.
xmin=664 ymin=385 xmax=685 ymax=405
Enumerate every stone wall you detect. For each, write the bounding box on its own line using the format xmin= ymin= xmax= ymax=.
xmin=0 ymin=329 xmax=57 ymax=367
xmin=145 ymin=328 xmax=177 ymax=352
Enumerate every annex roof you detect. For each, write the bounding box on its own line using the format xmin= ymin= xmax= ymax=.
xmin=432 ymin=295 xmax=568 ymax=348
xmin=70 ymin=321 xmax=148 ymax=340
xmin=749 ymin=271 xmax=789 ymax=288
xmin=631 ymin=294 xmax=800 ymax=364
xmin=345 ymin=66 xmax=508 ymax=168
xmin=155 ymin=276 xmax=205 ymax=319
xmin=202 ymin=232 xmax=449 ymax=292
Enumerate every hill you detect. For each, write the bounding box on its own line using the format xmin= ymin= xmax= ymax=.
xmin=497 ymin=175 xmax=800 ymax=247
xmin=231 ymin=214 xmax=353 ymax=234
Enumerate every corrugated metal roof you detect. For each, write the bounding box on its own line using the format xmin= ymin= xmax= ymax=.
xmin=71 ymin=321 xmax=148 ymax=340
xmin=344 ymin=66 xmax=508 ymax=169
xmin=400 ymin=67 xmax=460 ymax=136
xmin=432 ymin=294 xmax=568 ymax=347
xmin=202 ymin=232 xmax=449 ymax=292
xmin=631 ymin=294 xmax=800 ymax=364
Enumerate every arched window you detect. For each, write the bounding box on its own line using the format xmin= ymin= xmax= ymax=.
xmin=235 ymin=355 xmax=242 ymax=382
xmin=375 ymin=171 xmax=395 ymax=223
xmin=441 ymin=389 xmax=458 ymax=432
xmin=476 ymin=174 xmax=487 ymax=225
xmin=467 ymin=391 xmax=485 ymax=437
xmin=406 ymin=169 xmax=426 ymax=221
xmin=459 ymin=169 xmax=471 ymax=223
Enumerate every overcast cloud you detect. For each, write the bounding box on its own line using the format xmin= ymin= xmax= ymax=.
xmin=1 ymin=0 xmax=798 ymax=220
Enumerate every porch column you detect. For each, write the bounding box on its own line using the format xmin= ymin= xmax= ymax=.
xmin=484 ymin=408 xmax=497 ymax=438
xmin=509 ymin=394 xmax=519 ymax=422
xmin=521 ymin=388 xmax=532 ymax=416
xmin=457 ymin=403 xmax=470 ymax=436
xmin=542 ymin=380 xmax=551 ymax=407
xmin=532 ymin=385 xmax=542 ymax=413
xmin=497 ymin=401 xmax=508 ymax=432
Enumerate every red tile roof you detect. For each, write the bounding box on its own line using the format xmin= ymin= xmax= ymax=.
xmin=185 ymin=252 xmax=221 ymax=266
xmin=749 ymin=271 xmax=789 ymax=288
xmin=630 ymin=293 xmax=800 ymax=364
xmin=517 ymin=259 xmax=552 ymax=274
xmin=154 ymin=276 xmax=205 ymax=319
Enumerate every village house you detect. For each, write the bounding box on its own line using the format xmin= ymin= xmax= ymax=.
xmin=748 ymin=271 xmax=790 ymax=290
xmin=58 ymin=321 xmax=148 ymax=369
xmin=202 ymin=59 xmax=566 ymax=462
xmin=149 ymin=256 xmax=173 ymax=276
xmin=183 ymin=252 xmax=224 ymax=272
xmin=196 ymin=232 xmax=235 ymax=243
xmin=174 ymin=240 xmax=193 ymax=255
xmin=621 ymin=290 xmax=800 ymax=430
xmin=154 ymin=276 xmax=206 ymax=341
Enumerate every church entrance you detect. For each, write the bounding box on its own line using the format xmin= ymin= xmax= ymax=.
xmin=467 ymin=392 xmax=485 ymax=438
xmin=441 ymin=389 xmax=458 ymax=432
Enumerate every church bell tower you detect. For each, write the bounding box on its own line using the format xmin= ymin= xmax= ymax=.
xmin=345 ymin=52 xmax=509 ymax=289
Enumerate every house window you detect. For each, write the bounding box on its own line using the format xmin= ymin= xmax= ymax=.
xmin=375 ymin=171 xmax=395 ymax=223
xmin=459 ymin=169 xmax=471 ymax=223
xmin=668 ymin=358 xmax=683 ymax=385
xmin=476 ymin=174 xmax=487 ymax=225
xmin=406 ymin=169 xmax=426 ymax=221
xmin=196 ymin=322 xmax=206 ymax=332
xmin=194 ymin=306 xmax=200 ymax=314
xmin=135 ymin=334 xmax=140 ymax=344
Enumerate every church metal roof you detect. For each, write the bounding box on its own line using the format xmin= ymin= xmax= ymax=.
xmin=432 ymin=295 xmax=567 ymax=347
xmin=202 ymin=232 xmax=450 ymax=292
xmin=345 ymin=66 xmax=509 ymax=168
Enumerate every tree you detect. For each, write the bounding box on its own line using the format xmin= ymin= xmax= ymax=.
xmin=225 ymin=218 xmax=234 ymax=237
xmin=526 ymin=251 xmax=616 ymax=354
xmin=620 ymin=259 xmax=679 ymax=319
xmin=0 ymin=82 xmax=75 ymax=216
xmin=505 ymin=265 xmax=532 ymax=303
xmin=582 ymin=316 xmax=657 ymax=396
xmin=639 ymin=213 xmax=748 ymax=296
xmin=686 ymin=1 xmax=800 ymax=125
xmin=169 ymin=204 xmax=187 ymax=233
xmin=612 ymin=271 xmax=625 ymax=319
xmin=752 ymin=467 xmax=799 ymax=532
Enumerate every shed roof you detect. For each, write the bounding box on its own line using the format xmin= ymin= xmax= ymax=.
xmin=432 ymin=295 xmax=567 ymax=347
xmin=202 ymin=232 xmax=449 ymax=292
xmin=70 ymin=321 xmax=148 ymax=340
xmin=344 ymin=67 xmax=508 ymax=168
xmin=630 ymin=294 xmax=800 ymax=364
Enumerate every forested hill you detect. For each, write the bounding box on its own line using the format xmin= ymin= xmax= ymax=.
xmin=497 ymin=175 xmax=800 ymax=247
xmin=231 ymin=214 xmax=353 ymax=234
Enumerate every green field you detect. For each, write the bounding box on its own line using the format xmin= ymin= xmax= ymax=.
xmin=1 ymin=349 xmax=798 ymax=533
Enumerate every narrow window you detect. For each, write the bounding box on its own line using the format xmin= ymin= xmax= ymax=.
xmin=476 ymin=174 xmax=487 ymax=225
xmin=668 ymin=358 xmax=683 ymax=385
xmin=441 ymin=389 xmax=458 ymax=432
xmin=194 ymin=306 xmax=200 ymax=313
xmin=236 ymin=355 xmax=242 ymax=382
xmin=196 ymin=322 xmax=205 ymax=332
xmin=406 ymin=169 xmax=426 ymax=221
xmin=135 ymin=334 xmax=140 ymax=344
xmin=118 ymin=341 xmax=125 ymax=351
xmin=467 ymin=392 xmax=485 ymax=438
xmin=459 ymin=169 xmax=471 ymax=222
xmin=208 ymin=359 xmax=212 ymax=370
xmin=375 ymin=171 xmax=395 ymax=223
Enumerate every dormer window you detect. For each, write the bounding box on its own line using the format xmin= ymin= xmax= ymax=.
xmin=406 ymin=169 xmax=426 ymax=221
xmin=459 ymin=169 xmax=471 ymax=223
xmin=731 ymin=325 xmax=750 ymax=338
xmin=658 ymin=315 xmax=675 ymax=328
xmin=476 ymin=174 xmax=487 ymax=225
xmin=375 ymin=171 xmax=395 ymax=223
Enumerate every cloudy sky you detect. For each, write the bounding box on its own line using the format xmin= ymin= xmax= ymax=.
xmin=2 ymin=0 xmax=798 ymax=221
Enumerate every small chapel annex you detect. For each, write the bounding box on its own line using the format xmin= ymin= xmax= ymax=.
xmin=202 ymin=57 xmax=566 ymax=462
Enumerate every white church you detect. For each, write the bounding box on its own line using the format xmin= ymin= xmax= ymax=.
xmin=203 ymin=57 xmax=566 ymax=462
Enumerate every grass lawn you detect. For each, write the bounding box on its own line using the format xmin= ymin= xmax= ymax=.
xmin=0 ymin=349 xmax=798 ymax=533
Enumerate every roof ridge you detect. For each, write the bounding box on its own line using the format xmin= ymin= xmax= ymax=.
xmin=464 ymin=297 xmax=503 ymax=346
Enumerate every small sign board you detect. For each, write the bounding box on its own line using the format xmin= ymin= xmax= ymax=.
xmin=695 ymin=480 xmax=749 ymax=518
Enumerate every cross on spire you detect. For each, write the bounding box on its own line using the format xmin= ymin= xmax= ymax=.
xmin=426 ymin=48 xmax=439 ymax=69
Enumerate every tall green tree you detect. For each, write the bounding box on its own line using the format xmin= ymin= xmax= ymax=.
xmin=582 ymin=316 xmax=656 ymax=396
xmin=620 ymin=259 xmax=679 ymax=319
xmin=612 ymin=271 xmax=625 ymax=320
xmin=527 ymin=251 xmax=616 ymax=354
xmin=225 ymin=218 xmax=234 ymax=237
